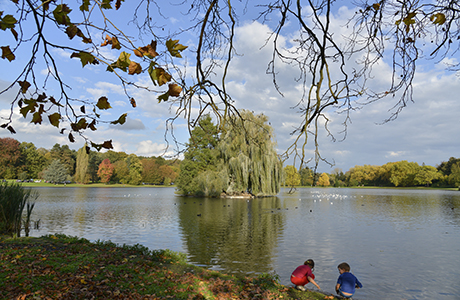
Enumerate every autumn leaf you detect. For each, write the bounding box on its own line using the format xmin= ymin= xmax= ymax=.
xmin=71 ymin=118 xmax=88 ymax=131
xmin=101 ymin=0 xmax=112 ymax=9
xmin=53 ymin=4 xmax=72 ymax=25
xmin=130 ymin=98 xmax=136 ymax=107
xmin=0 ymin=14 xmax=17 ymax=30
xmin=107 ymin=51 xmax=131 ymax=72
xmin=31 ymin=111 xmax=43 ymax=124
xmin=1 ymin=46 xmax=15 ymax=61
xmin=101 ymin=35 xmax=121 ymax=49
xmin=431 ymin=13 xmax=446 ymax=25
xmin=89 ymin=119 xmax=97 ymax=131
xmin=115 ymin=0 xmax=124 ymax=10
xmin=18 ymin=80 xmax=31 ymax=93
xmin=101 ymin=140 xmax=114 ymax=149
xmin=148 ymin=66 xmax=172 ymax=86
xmin=166 ymin=39 xmax=188 ymax=58
xmin=111 ymin=113 xmax=127 ymax=125
xmin=128 ymin=61 xmax=142 ymax=75
xmin=48 ymin=113 xmax=61 ymax=127
xmin=158 ymin=92 xmax=169 ymax=103
xmin=136 ymin=41 xmax=159 ymax=58
xmin=70 ymin=51 xmax=99 ymax=67
xmin=96 ymin=97 xmax=111 ymax=110
xmin=79 ymin=0 xmax=90 ymax=11
xmin=49 ymin=96 xmax=64 ymax=107
xmin=168 ymin=83 xmax=182 ymax=97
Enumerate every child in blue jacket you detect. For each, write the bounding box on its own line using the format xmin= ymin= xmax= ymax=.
xmin=335 ymin=262 xmax=362 ymax=299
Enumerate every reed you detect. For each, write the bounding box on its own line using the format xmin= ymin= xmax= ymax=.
xmin=0 ymin=181 xmax=38 ymax=237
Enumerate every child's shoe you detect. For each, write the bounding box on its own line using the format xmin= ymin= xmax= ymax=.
xmin=295 ymin=285 xmax=306 ymax=291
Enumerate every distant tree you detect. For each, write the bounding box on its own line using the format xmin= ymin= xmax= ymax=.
xmin=349 ymin=165 xmax=379 ymax=186
xmin=284 ymin=165 xmax=300 ymax=186
xmin=19 ymin=142 xmax=46 ymax=179
xmin=177 ymin=111 xmax=282 ymax=197
xmin=49 ymin=144 xmax=76 ymax=176
xmin=448 ymin=162 xmax=460 ymax=187
xmin=159 ymin=165 xmax=178 ymax=185
xmin=102 ymin=150 xmax=128 ymax=164
xmin=88 ymin=151 xmax=103 ymax=182
xmin=97 ymin=159 xmax=114 ymax=184
xmin=176 ymin=115 xmax=220 ymax=195
xmin=299 ymin=167 xmax=313 ymax=186
xmin=437 ymin=157 xmax=460 ymax=176
xmin=74 ymin=145 xmax=90 ymax=184
xmin=141 ymin=158 xmax=163 ymax=184
xmin=216 ymin=111 xmax=282 ymax=197
xmin=112 ymin=160 xmax=129 ymax=184
xmin=0 ymin=138 xmax=21 ymax=179
xmin=414 ymin=165 xmax=442 ymax=186
xmin=389 ymin=161 xmax=420 ymax=187
xmin=43 ymin=160 xmax=69 ymax=183
xmin=317 ymin=173 xmax=330 ymax=187
xmin=126 ymin=154 xmax=143 ymax=185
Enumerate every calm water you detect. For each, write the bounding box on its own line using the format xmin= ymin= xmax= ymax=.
xmin=24 ymin=187 xmax=460 ymax=299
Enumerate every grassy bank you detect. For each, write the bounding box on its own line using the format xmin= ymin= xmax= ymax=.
xmin=0 ymin=235 xmax=337 ymax=300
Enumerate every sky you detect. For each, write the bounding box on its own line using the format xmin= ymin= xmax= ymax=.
xmin=1 ymin=1 xmax=459 ymax=173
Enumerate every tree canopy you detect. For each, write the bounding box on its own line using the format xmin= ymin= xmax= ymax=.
xmin=1 ymin=0 xmax=459 ymax=167
xmin=177 ymin=111 xmax=282 ymax=197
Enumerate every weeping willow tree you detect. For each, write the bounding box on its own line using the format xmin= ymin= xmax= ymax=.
xmin=217 ymin=110 xmax=282 ymax=197
xmin=177 ymin=111 xmax=282 ymax=197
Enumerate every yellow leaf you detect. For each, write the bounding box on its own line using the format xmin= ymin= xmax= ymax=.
xmin=81 ymin=279 xmax=87 ymax=284
xmin=168 ymin=83 xmax=182 ymax=97
xmin=128 ymin=61 xmax=142 ymax=75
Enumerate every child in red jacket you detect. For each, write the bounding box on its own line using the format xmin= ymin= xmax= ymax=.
xmin=290 ymin=259 xmax=321 ymax=291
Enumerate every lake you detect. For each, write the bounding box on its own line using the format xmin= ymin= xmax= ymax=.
xmin=25 ymin=187 xmax=460 ymax=299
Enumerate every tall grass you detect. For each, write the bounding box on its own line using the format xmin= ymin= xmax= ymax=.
xmin=0 ymin=181 xmax=38 ymax=237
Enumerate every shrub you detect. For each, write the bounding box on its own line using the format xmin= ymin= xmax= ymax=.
xmin=0 ymin=181 xmax=38 ymax=237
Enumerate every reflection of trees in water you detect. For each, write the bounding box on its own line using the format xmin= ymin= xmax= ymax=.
xmin=351 ymin=190 xmax=460 ymax=227
xmin=177 ymin=197 xmax=285 ymax=275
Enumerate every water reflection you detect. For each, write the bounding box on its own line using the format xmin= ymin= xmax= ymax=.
xmin=26 ymin=187 xmax=460 ymax=300
xmin=177 ymin=197 xmax=285 ymax=275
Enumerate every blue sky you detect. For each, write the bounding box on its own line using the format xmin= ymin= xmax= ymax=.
xmin=1 ymin=1 xmax=459 ymax=173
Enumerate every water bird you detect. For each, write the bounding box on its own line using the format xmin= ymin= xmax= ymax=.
xmin=310 ymin=210 xmax=312 ymax=212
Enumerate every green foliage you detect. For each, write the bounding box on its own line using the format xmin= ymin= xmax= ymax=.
xmin=176 ymin=115 xmax=220 ymax=195
xmin=74 ymin=145 xmax=90 ymax=183
xmin=389 ymin=161 xmax=420 ymax=187
xmin=448 ymin=162 xmax=460 ymax=187
xmin=177 ymin=111 xmax=282 ymax=197
xmin=43 ymin=159 xmax=69 ymax=183
xmin=0 ymin=181 xmax=38 ymax=237
xmin=299 ymin=167 xmax=313 ymax=186
xmin=284 ymin=165 xmax=300 ymax=186
xmin=19 ymin=142 xmax=46 ymax=179
xmin=414 ymin=165 xmax=442 ymax=186
xmin=49 ymin=144 xmax=76 ymax=175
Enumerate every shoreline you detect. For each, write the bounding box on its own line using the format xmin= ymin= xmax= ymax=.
xmin=1 ymin=234 xmax=340 ymax=300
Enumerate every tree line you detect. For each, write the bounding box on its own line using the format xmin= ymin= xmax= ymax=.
xmin=2 ymin=135 xmax=459 ymax=189
xmin=284 ymin=158 xmax=460 ymax=188
xmin=0 ymin=137 xmax=179 ymax=185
